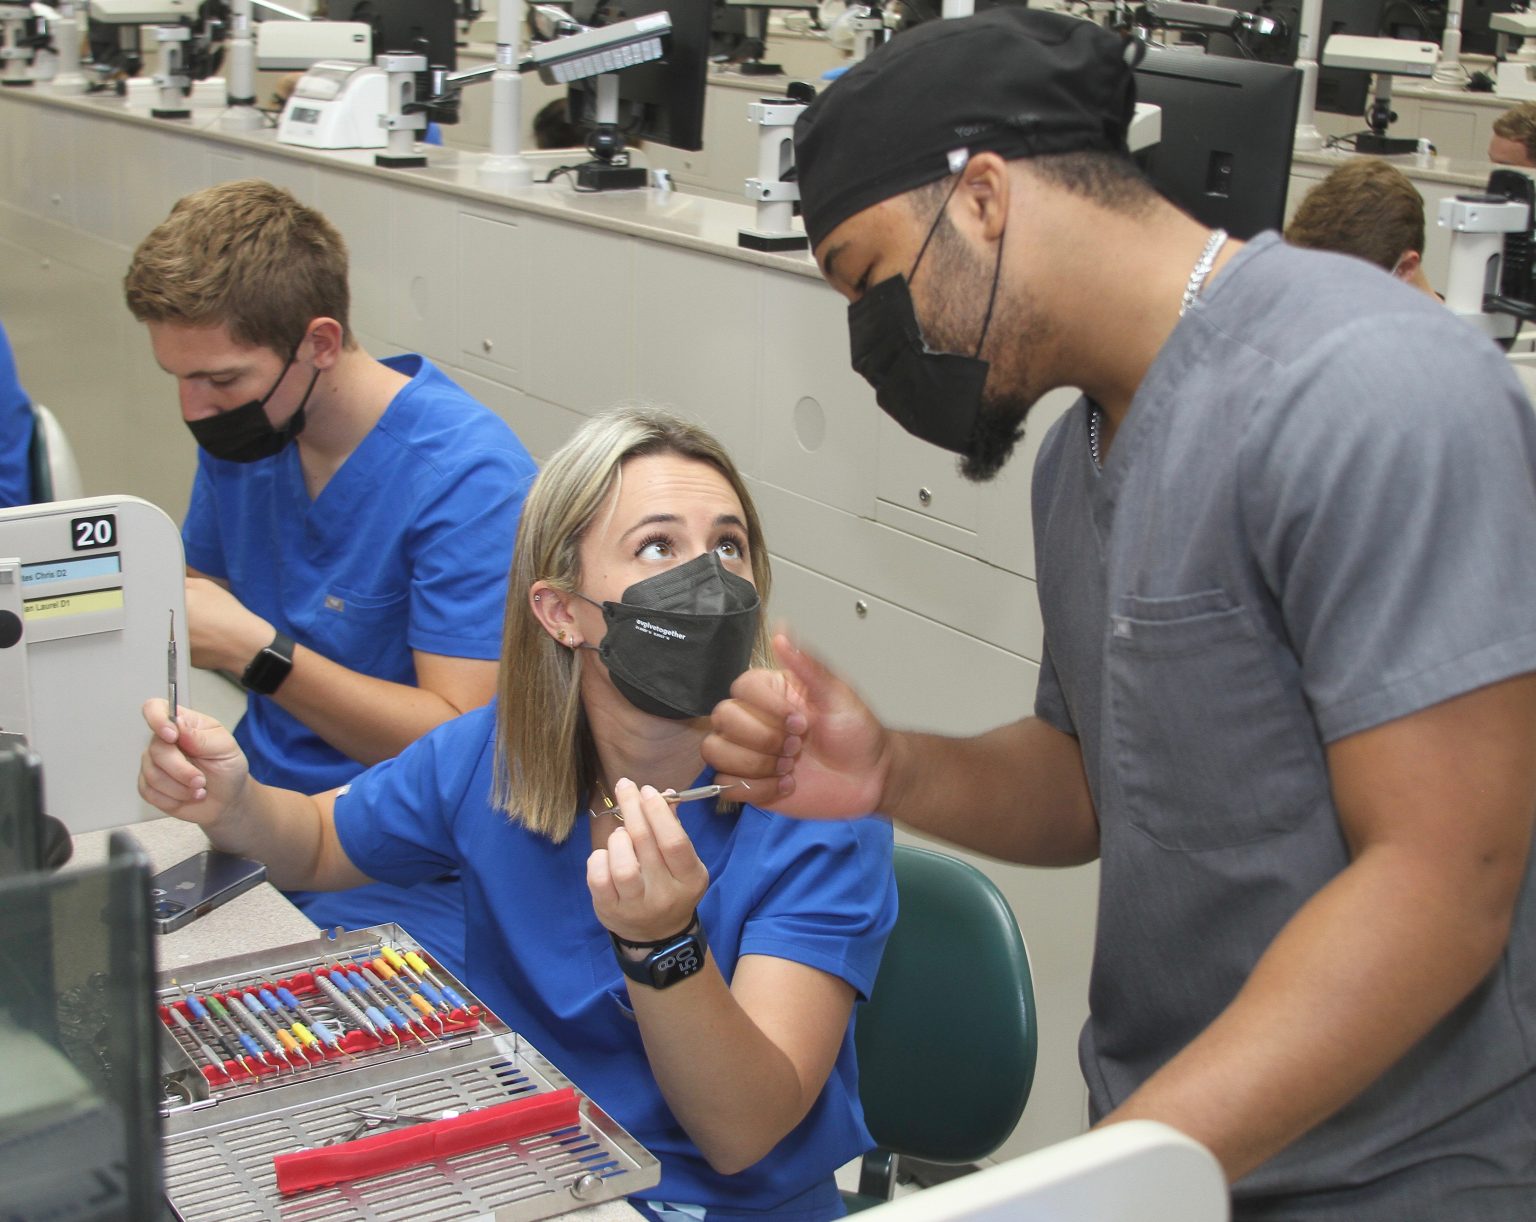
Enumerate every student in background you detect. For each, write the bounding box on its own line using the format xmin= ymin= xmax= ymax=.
xmin=1285 ymin=158 xmax=1438 ymax=295
xmin=123 ymin=179 xmax=536 ymax=979
xmin=1 ymin=321 xmax=36 ymax=508
xmin=1489 ymin=100 xmax=1536 ymax=167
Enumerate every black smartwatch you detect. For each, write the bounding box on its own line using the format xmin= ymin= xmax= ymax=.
xmin=610 ymin=914 xmax=708 ymax=990
xmin=241 ymin=630 xmax=295 ymax=695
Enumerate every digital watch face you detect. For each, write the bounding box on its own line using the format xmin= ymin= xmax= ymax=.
xmin=650 ymin=937 xmax=704 ymax=988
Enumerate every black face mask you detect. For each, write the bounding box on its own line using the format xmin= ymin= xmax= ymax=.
xmin=846 ymin=180 xmax=1005 ymax=456
xmin=185 ymin=350 xmax=321 ymax=463
xmin=581 ymin=552 xmax=761 ymax=720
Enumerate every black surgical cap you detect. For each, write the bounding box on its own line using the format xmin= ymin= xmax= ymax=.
xmin=794 ymin=8 xmax=1143 ymax=249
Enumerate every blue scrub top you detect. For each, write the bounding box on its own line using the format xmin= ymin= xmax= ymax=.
xmin=333 ymin=705 xmax=898 ymax=1220
xmin=182 ymin=353 xmax=535 ymax=792
xmin=182 ymin=353 xmax=536 ymax=978
xmin=0 ymin=322 xmax=35 ymax=508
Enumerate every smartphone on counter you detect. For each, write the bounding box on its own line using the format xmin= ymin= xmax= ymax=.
xmin=149 ymin=849 xmax=267 ymax=934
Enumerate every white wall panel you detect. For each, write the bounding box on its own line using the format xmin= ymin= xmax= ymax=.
xmin=633 ymin=242 xmax=760 ymax=460
xmin=385 ymin=186 xmax=461 ymax=365
xmin=313 ymin=169 xmax=393 ymax=345
xmin=756 ymin=268 xmax=880 ymax=517
xmin=518 ymin=215 xmax=636 ymax=412
xmin=457 ymin=211 xmax=527 ymax=384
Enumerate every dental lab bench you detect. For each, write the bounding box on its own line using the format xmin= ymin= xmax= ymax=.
xmin=69 ymin=815 xmax=642 ymax=1220
xmin=1 ymin=72 xmax=1100 ymax=1167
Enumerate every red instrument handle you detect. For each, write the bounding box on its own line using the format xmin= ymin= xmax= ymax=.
xmin=274 ymin=1087 xmax=580 ymax=1195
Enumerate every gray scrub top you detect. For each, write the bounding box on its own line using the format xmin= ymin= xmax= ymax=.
xmin=1032 ymin=233 xmax=1536 ymax=1215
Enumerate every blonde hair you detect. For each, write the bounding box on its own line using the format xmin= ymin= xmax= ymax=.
xmin=494 ymin=406 xmax=774 ymax=842
xmin=1493 ymin=101 xmax=1536 ymax=165
xmin=124 ymin=179 xmax=354 ymax=353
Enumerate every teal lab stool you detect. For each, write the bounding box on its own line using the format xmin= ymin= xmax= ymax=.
xmin=27 ymin=403 xmax=84 ymax=502
xmin=844 ymin=843 xmax=1038 ymax=1212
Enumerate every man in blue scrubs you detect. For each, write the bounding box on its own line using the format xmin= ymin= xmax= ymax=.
xmin=124 ymin=180 xmax=536 ymax=978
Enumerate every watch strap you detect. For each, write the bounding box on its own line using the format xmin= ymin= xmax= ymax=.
xmin=610 ymin=917 xmax=708 ymax=989
xmin=610 ymin=910 xmax=699 ymax=950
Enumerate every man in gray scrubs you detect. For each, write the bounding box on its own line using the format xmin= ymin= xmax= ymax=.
xmin=704 ymin=9 xmax=1536 ymax=1219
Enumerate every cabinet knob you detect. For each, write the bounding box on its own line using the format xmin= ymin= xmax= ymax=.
xmin=854 ymin=600 xmax=868 ymax=618
xmin=917 ymin=487 xmax=932 ymax=506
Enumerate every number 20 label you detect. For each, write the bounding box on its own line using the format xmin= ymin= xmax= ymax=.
xmin=71 ymin=514 xmax=117 ymax=551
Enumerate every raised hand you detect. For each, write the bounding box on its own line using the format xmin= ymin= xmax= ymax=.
xmin=138 ymin=699 xmax=251 ymax=828
xmin=703 ymin=632 xmax=892 ymax=820
xmin=587 ymin=779 xmax=710 ymax=944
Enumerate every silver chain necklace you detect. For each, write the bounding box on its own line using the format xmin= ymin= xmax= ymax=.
xmin=1090 ymin=227 xmax=1228 ymax=469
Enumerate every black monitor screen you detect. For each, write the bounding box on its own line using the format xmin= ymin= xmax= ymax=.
xmin=326 ymin=0 xmax=458 ymax=70
xmin=0 ymin=832 xmax=162 ymax=1220
xmin=567 ymin=0 xmax=712 ymax=151
xmin=1133 ymin=47 xmax=1302 ymax=239
xmin=1315 ymin=0 xmax=1379 ymax=114
xmin=1308 ymin=0 xmax=1444 ymax=114
xmin=710 ymin=1 xmax=752 ymax=60
xmin=0 ymin=739 xmax=45 ymax=878
xmin=1459 ymin=0 xmax=1518 ymax=54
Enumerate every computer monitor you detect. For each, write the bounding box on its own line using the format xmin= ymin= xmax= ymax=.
xmin=709 ymin=2 xmax=754 ymax=61
xmin=566 ymin=0 xmax=711 ymax=151
xmin=1133 ymin=46 xmax=1302 ymax=239
xmin=326 ymin=0 xmax=458 ymax=70
xmin=1308 ymin=0 xmax=1442 ymax=114
xmin=0 ymin=830 xmax=163 ymax=1220
xmin=710 ymin=0 xmax=819 ymax=71
xmin=0 ymin=739 xmax=47 ymax=877
xmin=848 ymin=1121 xmax=1228 ymax=1222
xmin=0 ymin=738 xmax=72 ymax=876
xmin=1213 ymin=0 xmax=1414 ymax=116
xmin=1459 ymin=0 xmax=1519 ymax=54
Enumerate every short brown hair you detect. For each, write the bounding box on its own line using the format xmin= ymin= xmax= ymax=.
xmin=124 ymin=179 xmax=352 ymax=353
xmin=909 ymin=150 xmax=1156 ymax=221
xmin=1285 ymin=158 xmax=1424 ymax=272
xmin=1493 ymin=101 xmax=1536 ymax=165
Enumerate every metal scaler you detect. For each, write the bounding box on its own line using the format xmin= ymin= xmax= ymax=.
xmin=382 ymin=944 xmax=452 ymax=1014
xmin=207 ymin=992 xmax=274 ymax=1072
xmin=234 ymin=992 xmax=297 ymax=1071
xmin=370 ymin=956 xmax=445 ymax=1033
xmin=403 ymin=948 xmax=472 ymax=1014
xmin=182 ymin=989 xmax=254 ymax=1076
xmin=278 ymin=984 xmax=353 ymax=1060
xmin=314 ymin=969 xmax=379 ymax=1039
xmin=169 ymin=1006 xmax=226 ymax=1073
xmin=350 ymin=966 xmax=427 ymax=1047
xmin=258 ymin=987 xmax=321 ymax=1063
xmin=328 ymin=968 xmax=397 ymax=1048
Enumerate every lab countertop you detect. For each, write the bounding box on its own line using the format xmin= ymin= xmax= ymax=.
xmin=1292 ymin=146 xmax=1514 ymax=189
xmin=69 ymin=814 xmax=318 ymax=970
xmin=1394 ymin=77 xmax=1514 ymax=109
xmin=0 ymin=84 xmax=823 ymax=282
xmin=69 ymin=816 xmax=642 ymax=1221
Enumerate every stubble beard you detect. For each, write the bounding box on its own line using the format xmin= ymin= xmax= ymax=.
xmin=921 ymin=219 xmax=1051 ymax=485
